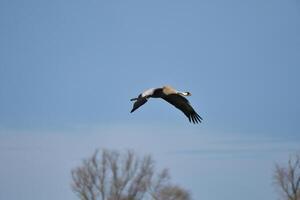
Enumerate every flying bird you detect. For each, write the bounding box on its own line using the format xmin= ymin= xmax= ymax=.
xmin=130 ymin=85 xmax=203 ymax=124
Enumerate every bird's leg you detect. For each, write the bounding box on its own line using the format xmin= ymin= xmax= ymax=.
xmin=130 ymin=97 xmax=138 ymax=101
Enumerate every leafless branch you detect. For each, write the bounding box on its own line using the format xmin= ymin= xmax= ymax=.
xmin=71 ymin=149 xmax=191 ymax=200
xmin=274 ymin=153 xmax=300 ymax=200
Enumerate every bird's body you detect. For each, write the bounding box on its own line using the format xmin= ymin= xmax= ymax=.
xmin=130 ymin=86 xmax=202 ymax=124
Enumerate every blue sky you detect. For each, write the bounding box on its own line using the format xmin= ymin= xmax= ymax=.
xmin=0 ymin=0 xmax=300 ymax=199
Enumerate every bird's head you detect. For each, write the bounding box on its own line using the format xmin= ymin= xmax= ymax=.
xmin=185 ymin=92 xmax=192 ymax=96
xmin=178 ymin=91 xmax=192 ymax=96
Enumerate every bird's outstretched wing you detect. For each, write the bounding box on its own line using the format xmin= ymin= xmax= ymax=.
xmin=162 ymin=94 xmax=202 ymax=123
xmin=130 ymin=97 xmax=148 ymax=113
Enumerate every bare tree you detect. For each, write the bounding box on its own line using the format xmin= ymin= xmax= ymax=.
xmin=274 ymin=153 xmax=300 ymax=200
xmin=153 ymin=185 xmax=190 ymax=200
xmin=71 ymin=149 xmax=191 ymax=200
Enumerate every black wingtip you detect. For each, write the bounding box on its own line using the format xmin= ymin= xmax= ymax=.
xmin=188 ymin=113 xmax=203 ymax=124
xmin=191 ymin=115 xmax=195 ymax=123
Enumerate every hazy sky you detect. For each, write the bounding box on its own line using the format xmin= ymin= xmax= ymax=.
xmin=0 ymin=0 xmax=300 ymax=200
